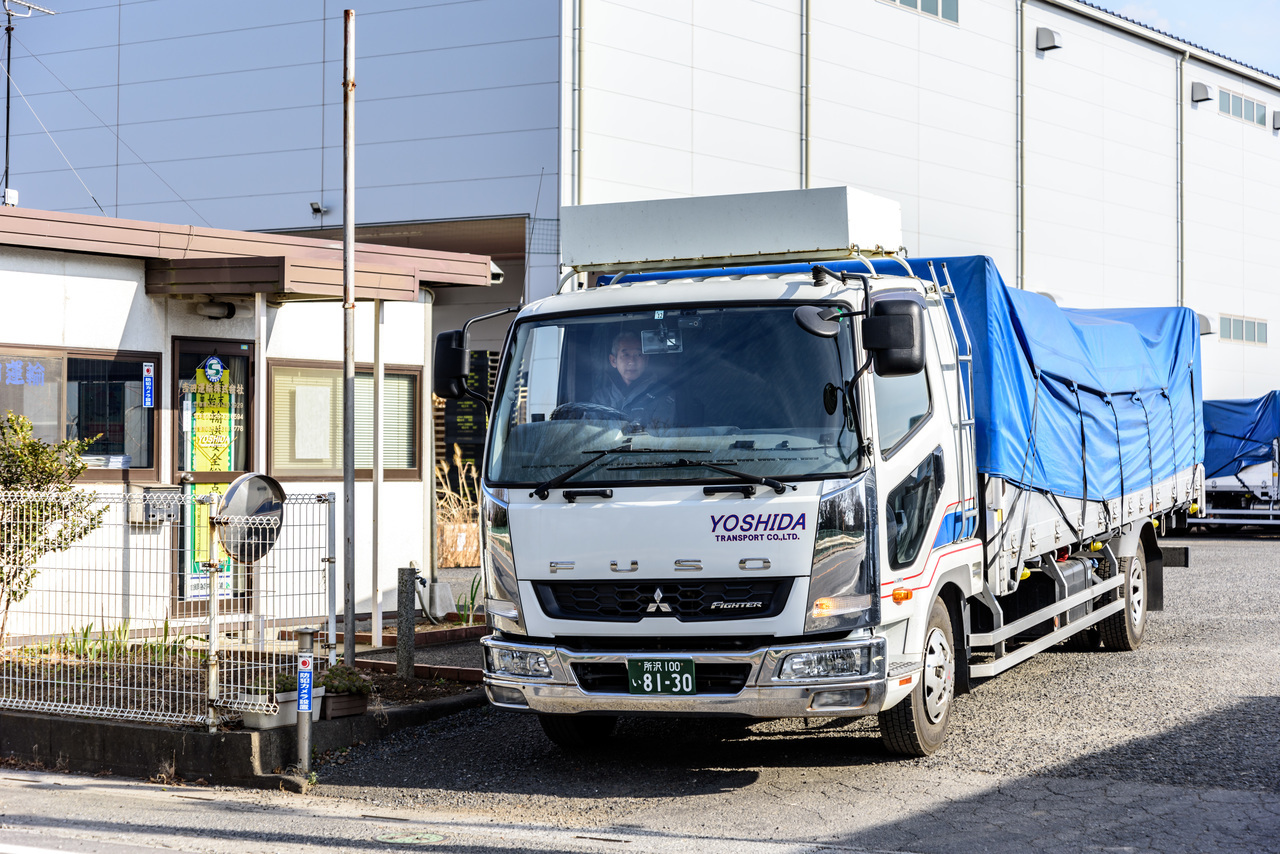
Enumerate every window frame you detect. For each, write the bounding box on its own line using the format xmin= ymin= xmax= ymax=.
xmin=879 ymin=0 xmax=959 ymax=25
xmin=1217 ymin=86 xmax=1268 ymax=128
xmin=0 ymin=342 xmax=163 ymax=484
xmin=267 ymin=357 xmax=423 ymax=483
xmin=1219 ymin=313 xmax=1269 ymax=346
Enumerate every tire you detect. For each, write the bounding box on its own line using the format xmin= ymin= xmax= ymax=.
xmin=538 ymin=714 xmax=618 ymax=750
xmin=879 ymin=598 xmax=956 ymax=756
xmin=1099 ymin=540 xmax=1147 ymax=651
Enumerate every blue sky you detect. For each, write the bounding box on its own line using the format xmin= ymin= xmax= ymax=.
xmin=1113 ymin=1 xmax=1280 ymax=75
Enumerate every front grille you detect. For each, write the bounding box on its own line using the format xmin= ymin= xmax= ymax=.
xmin=572 ymin=663 xmax=752 ymax=694
xmin=534 ymin=578 xmax=792 ymax=622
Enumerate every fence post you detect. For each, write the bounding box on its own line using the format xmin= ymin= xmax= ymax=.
xmin=296 ymin=628 xmax=315 ymax=775
xmin=204 ymin=496 xmax=220 ymax=734
xmin=397 ymin=564 xmax=415 ymax=679
xmin=326 ymin=494 xmax=337 ymax=666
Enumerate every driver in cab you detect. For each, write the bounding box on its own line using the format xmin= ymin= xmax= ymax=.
xmin=593 ymin=330 xmax=676 ymax=429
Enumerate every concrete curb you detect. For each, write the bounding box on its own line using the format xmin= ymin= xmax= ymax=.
xmin=0 ymin=688 xmax=489 ymax=788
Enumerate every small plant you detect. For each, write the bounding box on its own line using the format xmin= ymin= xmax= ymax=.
xmin=435 ymin=444 xmax=480 ymax=568
xmin=247 ymin=671 xmax=299 ymax=695
xmin=318 ymin=664 xmax=371 ymax=696
xmin=455 ymin=573 xmax=481 ymax=624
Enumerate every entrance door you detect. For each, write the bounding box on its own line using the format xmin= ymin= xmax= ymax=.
xmin=173 ymin=338 xmax=254 ymax=609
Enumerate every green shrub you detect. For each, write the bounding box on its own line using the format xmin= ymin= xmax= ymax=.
xmin=319 ymin=664 xmax=372 ymax=695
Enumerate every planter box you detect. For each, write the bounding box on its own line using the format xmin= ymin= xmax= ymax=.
xmin=237 ymin=687 xmax=325 ymax=730
xmin=320 ymin=692 xmax=369 ymax=719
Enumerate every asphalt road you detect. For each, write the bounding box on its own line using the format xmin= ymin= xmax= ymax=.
xmin=1 ymin=535 xmax=1277 ymax=853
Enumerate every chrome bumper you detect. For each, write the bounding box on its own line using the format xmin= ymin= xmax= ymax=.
xmin=480 ymin=634 xmax=888 ymax=718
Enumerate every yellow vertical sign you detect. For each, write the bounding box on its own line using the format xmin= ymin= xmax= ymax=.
xmin=184 ymin=357 xmax=237 ymax=601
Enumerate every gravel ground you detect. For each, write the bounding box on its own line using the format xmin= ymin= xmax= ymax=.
xmin=309 ymin=535 xmax=1280 ymax=852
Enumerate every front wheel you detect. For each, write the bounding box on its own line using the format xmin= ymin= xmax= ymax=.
xmin=879 ymin=598 xmax=956 ymax=756
xmin=1099 ymin=540 xmax=1147 ymax=651
xmin=538 ymin=714 xmax=618 ymax=751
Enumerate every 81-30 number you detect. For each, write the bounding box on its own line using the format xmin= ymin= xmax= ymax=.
xmin=641 ymin=672 xmax=694 ymax=692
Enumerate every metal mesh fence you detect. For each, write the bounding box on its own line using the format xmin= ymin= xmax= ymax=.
xmin=0 ymin=490 xmax=333 ymax=727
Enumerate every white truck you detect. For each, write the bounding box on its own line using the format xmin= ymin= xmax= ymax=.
xmin=1200 ymin=392 xmax=1280 ymax=529
xmin=434 ymin=188 xmax=1204 ymax=755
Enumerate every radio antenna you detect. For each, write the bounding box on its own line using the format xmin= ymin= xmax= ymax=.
xmin=2 ymin=0 xmax=56 ymax=200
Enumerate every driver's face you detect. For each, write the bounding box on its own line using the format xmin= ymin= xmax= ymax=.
xmin=610 ymin=340 xmax=648 ymax=385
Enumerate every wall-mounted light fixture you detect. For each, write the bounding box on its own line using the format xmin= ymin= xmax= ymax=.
xmin=1190 ymin=82 xmax=1212 ymax=102
xmin=1036 ymin=27 xmax=1062 ymax=51
xmin=195 ymin=300 xmax=237 ymax=320
xmin=309 ymin=201 xmax=327 ymax=216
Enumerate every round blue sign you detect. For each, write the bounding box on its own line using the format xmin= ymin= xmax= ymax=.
xmin=203 ymin=356 xmax=224 ymax=383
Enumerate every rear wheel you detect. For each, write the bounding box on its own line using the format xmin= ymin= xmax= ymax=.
xmin=538 ymin=714 xmax=618 ymax=750
xmin=1100 ymin=541 xmax=1147 ymax=651
xmin=879 ymin=598 xmax=955 ymax=756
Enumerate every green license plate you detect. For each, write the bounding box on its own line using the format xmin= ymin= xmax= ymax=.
xmin=627 ymin=658 xmax=696 ymax=695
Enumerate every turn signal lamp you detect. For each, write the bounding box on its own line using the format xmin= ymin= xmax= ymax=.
xmin=891 ymin=587 xmax=912 ymax=604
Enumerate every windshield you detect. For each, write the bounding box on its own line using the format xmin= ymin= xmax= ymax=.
xmin=487 ymin=304 xmax=862 ymax=488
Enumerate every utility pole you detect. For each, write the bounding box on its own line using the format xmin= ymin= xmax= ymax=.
xmin=341 ymin=8 xmax=356 ymax=665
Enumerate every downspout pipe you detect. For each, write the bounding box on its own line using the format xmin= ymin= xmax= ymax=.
xmin=800 ymin=0 xmax=810 ymax=189
xmin=1177 ymin=51 xmax=1187 ymax=307
xmin=573 ymin=0 xmax=583 ymax=206
xmin=1016 ymin=0 xmax=1025 ymax=290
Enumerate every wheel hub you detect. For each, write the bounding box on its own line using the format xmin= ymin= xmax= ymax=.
xmin=922 ymin=626 xmax=954 ymax=724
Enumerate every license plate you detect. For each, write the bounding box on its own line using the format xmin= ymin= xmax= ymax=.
xmin=627 ymin=658 xmax=696 ymax=695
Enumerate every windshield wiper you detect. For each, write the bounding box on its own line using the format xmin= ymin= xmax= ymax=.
xmin=529 ymin=447 xmax=710 ymax=500
xmin=607 ymin=458 xmax=796 ymax=495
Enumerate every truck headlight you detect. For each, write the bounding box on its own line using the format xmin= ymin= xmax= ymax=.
xmin=486 ymin=646 xmax=551 ymax=678
xmin=481 ymin=485 xmax=524 ymax=634
xmin=804 ymin=475 xmax=879 ymax=633
xmin=779 ymin=647 xmax=867 ymax=679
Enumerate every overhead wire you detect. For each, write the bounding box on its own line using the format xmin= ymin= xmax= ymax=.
xmin=0 ymin=53 xmax=102 ymax=213
xmin=13 ymin=33 xmax=209 ymax=225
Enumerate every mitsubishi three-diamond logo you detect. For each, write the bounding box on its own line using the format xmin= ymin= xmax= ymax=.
xmin=646 ymin=587 xmax=672 ymax=613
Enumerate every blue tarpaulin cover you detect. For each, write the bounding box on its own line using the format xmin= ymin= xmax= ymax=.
xmin=615 ymin=255 xmax=1204 ymax=501
xmin=1203 ymin=392 xmax=1280 ymax=479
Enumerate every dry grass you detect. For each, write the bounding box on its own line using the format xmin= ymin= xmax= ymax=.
xmin=436 ymin=445 xmax=480 ymax=568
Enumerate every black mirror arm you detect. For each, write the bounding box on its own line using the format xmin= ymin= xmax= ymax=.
xmin=459 ymin=305 xmax=520 ymax=374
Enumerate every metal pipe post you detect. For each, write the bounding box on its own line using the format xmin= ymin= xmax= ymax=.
xmin=342 ymin=8 xmax=357 ymax=666
xmin=397 ymin=565 xmax=415 ymax=679
xmin=296 ymin=628 xmax=315 ymax=775
xmin=204 ymin=496 xmax=219 ymax=733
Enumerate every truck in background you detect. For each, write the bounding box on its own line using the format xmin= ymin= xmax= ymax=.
xmin=434 ymin=188 xmax=1204 ymax=755
xmin=1199 ymin=392 xmax=1280 ymax=528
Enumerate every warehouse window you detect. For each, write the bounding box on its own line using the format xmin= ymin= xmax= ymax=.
xmin=882 ymin=0 xmax=958 ymax=24
xmin=1218 ymin=88 xmax=1267 ymax=127
xmin=0 ymin=346 xmax=159 ymax=481
xmin=269 ymin=362 xmax=420 ymax=480
xmin=1219 ymin=314 xmax=1268 ymax=345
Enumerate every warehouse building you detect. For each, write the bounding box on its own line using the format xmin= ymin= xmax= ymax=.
xmin=7 ymin=0 xmax=1278 ymax=401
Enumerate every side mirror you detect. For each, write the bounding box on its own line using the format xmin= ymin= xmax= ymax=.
xmin=433 ymin=330 xmax=468 ymax=399
xmin=862 ymin=299 xmax=925 ymax=377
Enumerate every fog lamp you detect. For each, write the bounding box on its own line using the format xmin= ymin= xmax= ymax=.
xmin=488 ymin=685 xmax=528 ymax=706
xmin=810 ymin=688 xmax=868 ymax=710
xmin=779 ymin=648 xmax=866 ymax=679
xmin=487 ymin=647 xmax=552 ymax=678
